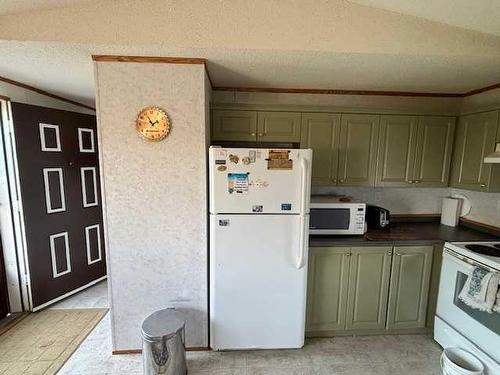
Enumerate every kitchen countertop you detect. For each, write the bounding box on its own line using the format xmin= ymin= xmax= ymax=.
xmin=310 ymin=221 xmax=500 ymax=247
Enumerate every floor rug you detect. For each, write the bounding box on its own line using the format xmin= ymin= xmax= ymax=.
xmin=0 ymin=308 xmax=107 ymax=374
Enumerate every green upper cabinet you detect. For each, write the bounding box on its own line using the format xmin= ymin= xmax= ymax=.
xmin=450 ymin=110 xmax=500 ymax=192
xmin=413 ymin=117 xmax=455 ymax=187
xmin=257 ymin=111 xmax=302 ymax=142
xmin=386 ymin=246 xmax=433 ymax=330
xmin=212 ymin=110 xmax=257 ymax=141
xmin=376 ymin=115 xmax=419 ymax=186
xmin=300 ymin=113 xmax=341 ymax=185
xmin=338 ymin=114 xmax=380 ymax=186
xmin=345 ymin=247 xmax=392 ymax=331
xmin=376 ymin=115 xmax=455 ymax=187
xmin=306 ymin=247 xmax=350 ymax=334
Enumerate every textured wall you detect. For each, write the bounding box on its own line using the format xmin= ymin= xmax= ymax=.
xmin=95 ymin=61 xmax=209 ymax=349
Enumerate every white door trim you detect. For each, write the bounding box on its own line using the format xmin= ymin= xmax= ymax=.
xmin=80 ymin=166 xmax=98 ymax=207
xmin=39 ymin=123 xmax=61 ymax=152
xmin=78 ymin=127 xmax=95 ymax=153
xmin=85 ymin=224 xmax=102 ymax=265
xmin=0 ymin=99 xmax=31 ymax=312
xmin=49 ymin=231 xmax=71 ymax=278
xmin=43 ymin=167 xmax=66 ymax=214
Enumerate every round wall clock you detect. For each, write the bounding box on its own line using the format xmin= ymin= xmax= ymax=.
xmin=136 ymin=106 xmax=171 ymax=141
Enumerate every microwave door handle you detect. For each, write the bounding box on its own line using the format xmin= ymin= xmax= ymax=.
xmin=296 ymin=214 xmax=307 ymax=269
xmin=300 ymin=157 xmax=308 ymax=215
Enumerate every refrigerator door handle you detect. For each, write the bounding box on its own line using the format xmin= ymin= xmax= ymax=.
xmin=296 ymin=214 xmax=307 ymax=269
xmin=300 ymin=156 xmax=308 ymax=215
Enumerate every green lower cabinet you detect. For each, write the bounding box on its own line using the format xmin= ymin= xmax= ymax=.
xmin=386 ymin=246 xmax=433 ymax=330
xmin=306 ymin=247 xmax=350 ymax=333
xmin=345 ymin=247 xmax=392 ymax=331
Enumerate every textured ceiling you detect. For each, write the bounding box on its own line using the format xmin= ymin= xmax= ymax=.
xmin=0 ymin=0 xmax=98 ymax=15
xmin=1 ymin=1 xmax=500 ymax=107
xmin=349 ymin=0 xmax=500 ymax=36
xmin=1 ymin=41 xmax=500 ymax=107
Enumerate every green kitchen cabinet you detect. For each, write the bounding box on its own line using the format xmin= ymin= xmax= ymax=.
xmin=345 ymin=246 xmax=392 ymax=331
xmin=306 ymin=247 xmax=350 ymax=333
xmin=386 ymin=245 xmax=433 ymax=330
xmin=212 ymin=110 xmax=258 ymax=141
xmin=257 ymin=111 xmax=302 ymax=142
xmin=337 ymin=114 xmax=380 ymax=186
xmin=376 ymin=115 xmax=419 ymax=186
xmin=376 ymin=115 xmax=456 ymax=187
xmin=300 ymin=113 xmax=341 ymax=185
xmin=450 ymin=110 xmax=500 ymax=192
xmin=413 ymin=116 xmax=456 ymax=187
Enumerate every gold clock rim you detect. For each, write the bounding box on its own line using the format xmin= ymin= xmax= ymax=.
xmin=135 ymin=106 xmax=171 ymax=142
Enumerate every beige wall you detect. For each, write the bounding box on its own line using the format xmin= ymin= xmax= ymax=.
xmin=0 ymin=81 xmax=94 ymax=114
xmin=95 ymin=61 xmax=209 ymax=349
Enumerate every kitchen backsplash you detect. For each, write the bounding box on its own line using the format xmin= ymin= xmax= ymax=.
xmin=312 ymin=186 xmax=500 ymax=227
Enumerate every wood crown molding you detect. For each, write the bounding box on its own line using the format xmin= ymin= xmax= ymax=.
xmin=92 ymin=55 xmax=213 ymax=87
xmin=0 ymin=94 xmax=11 ymax=101
xmin=0 ymin=75 xmax=95 ymax=111
xmin=213 ymin=84 xmax=500 ymax=98
xmin=92 ymin=55 xmax=207 ymax=64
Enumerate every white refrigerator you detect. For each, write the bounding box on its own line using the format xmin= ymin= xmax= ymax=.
xmin=209 ymin=146 xmax=312 ymax=350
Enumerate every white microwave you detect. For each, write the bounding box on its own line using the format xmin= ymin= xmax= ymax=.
xmin=309 ymin=197 xmax=366 ymax=235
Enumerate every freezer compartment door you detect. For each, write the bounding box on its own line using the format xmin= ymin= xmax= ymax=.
xmin=209 ymin=147 xmax=312 ymax=214
xmin=210 ymin=214 xmax=309 ymax=350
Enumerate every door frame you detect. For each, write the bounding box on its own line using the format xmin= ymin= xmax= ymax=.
xmin=0 ymin=98 xmax=31 ymax=312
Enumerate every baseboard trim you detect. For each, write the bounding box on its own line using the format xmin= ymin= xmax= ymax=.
xmin=112 ymin=346 xmax=211 ymax=355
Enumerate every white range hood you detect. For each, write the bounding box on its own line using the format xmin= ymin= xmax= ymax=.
xmin=484 ymin=143 xmax=500 ymax=163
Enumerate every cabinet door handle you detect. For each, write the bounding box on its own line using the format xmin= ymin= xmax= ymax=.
xmin=345 ymin=252 xmax=351 ymax=257
xmin=415 ymin=180 xmax=421 ymax=183
xmin=480 ymin=183 xmax=486 ymax=187
xmin=258 ymin=133 xmax=264 ymax=137
xmin=395 ymin=252 xmax=401 ymax=256
xmin=387 ymin=251 xmax=392 ymax=255
xmin=339 ymin=179 xmax=344 ymax=183
xmin=408 ymin=180 xmax=413 ymax=184
xmin=251 ymin=133 xmax=256 ymax=136
xmin=332 ymin=179 xmax=337 ymax=183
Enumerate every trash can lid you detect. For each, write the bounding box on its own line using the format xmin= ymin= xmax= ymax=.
xmin=141 ymin=308 xmax=185 ymax=341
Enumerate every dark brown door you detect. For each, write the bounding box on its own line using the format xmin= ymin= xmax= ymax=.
xmin=11 ymin=103 xmax=106 ymax=310
xmin=0 ymin=236 xmax=10 ymax=319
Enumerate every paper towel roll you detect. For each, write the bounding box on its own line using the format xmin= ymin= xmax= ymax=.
xmin=441 ymin=197 xmax=463 ymax=227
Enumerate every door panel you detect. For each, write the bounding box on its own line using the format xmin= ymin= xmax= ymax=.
xmin=212 ymin=110 xmax=257 ymax=141
xmin=387 ymin=246 xmax=433 ymax=330
xmin=376 ymin=115 xmax=419 ymax=186
xmin=450 ymin=111 xmax=499 ymax=191
xmin=413 ymin=117 xmax=455 ymax=187
xmin=346 ymin=247 xmax=392 ymax=330
xmin=337 ymin=114 xmax=379 ymax=186
xmin=300 ymin=113 xmax=340 ymax=186
xmin=257 ymin=112 xmax=301 ymax=142
xmin=11 ymin=103 xmax=106 ymax=309
xmin=306 ymin=247 xmax=350 ymax=333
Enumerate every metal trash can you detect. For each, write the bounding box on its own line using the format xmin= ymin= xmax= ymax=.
xmin=141 ymin=308 xmax=187 ymax=375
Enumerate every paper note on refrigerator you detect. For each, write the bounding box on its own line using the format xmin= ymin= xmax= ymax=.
xmin=228 ymin=173 xmax=249 ymax=194
xmin=267 ymin=150 xmax=293 ymax=170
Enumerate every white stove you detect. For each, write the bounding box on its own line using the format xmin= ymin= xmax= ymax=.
xmin=434 ymin=241 xmax=500 ymax=374
xmin=445 ymin=241 xmax=500 ymax=271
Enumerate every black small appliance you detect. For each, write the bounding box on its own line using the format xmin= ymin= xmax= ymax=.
xmin=366 ymin=205 xmax=390 ymax=230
